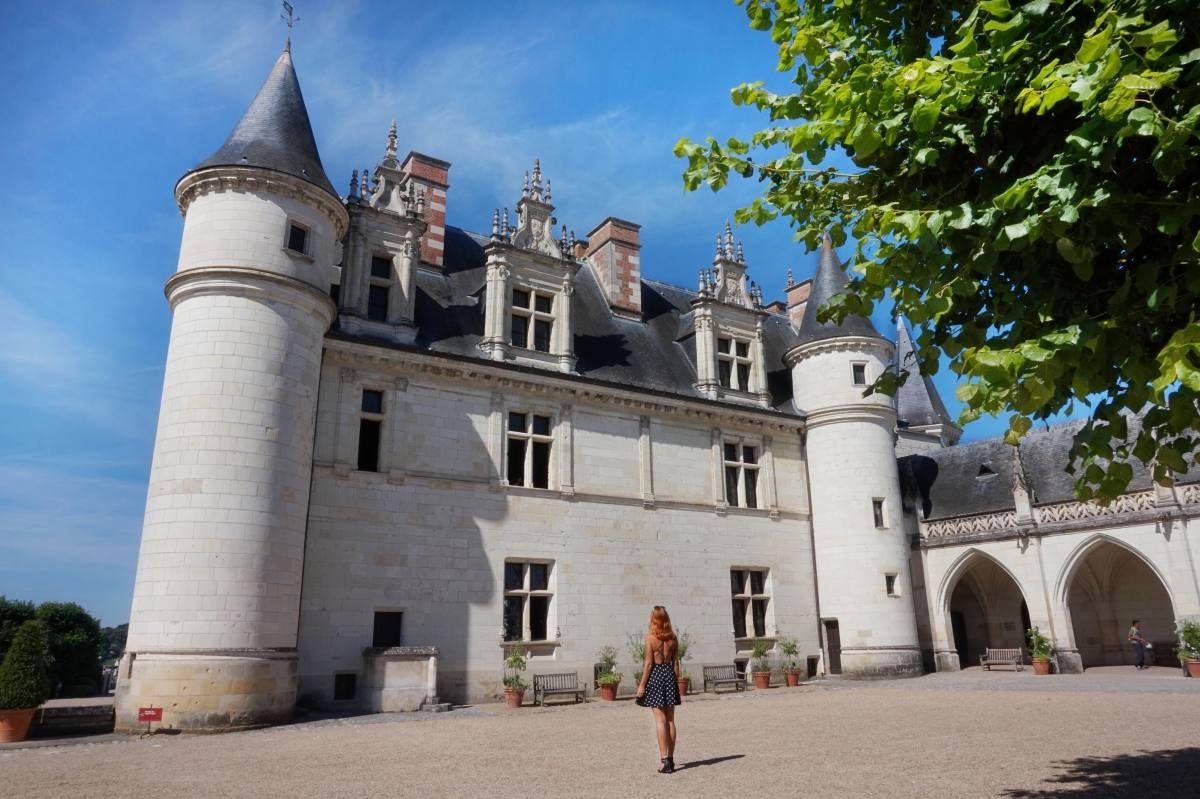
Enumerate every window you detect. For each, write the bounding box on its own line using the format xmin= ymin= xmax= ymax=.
xmin=506 ymin=412 xmax=552 ymax=488
xmin=503 ymin=560 xmax=553 ymax=642
xmin=372 ymin=612 xmax=403 ymax=648
xmin=852 ymin=363 xmax=868 ymax=386
xmin=885 ymin=573 xmax=898 ymax=597
xmin=367 ymin=254 xmax=392 ymax=322
xmin=717 ymin=336 xmax=753 ymax=391
xmin=872 ymin=498 xmax=886 ymax=529
xmin=723 ymin=442 xmax=759 ymax=508
xmin=286 ymin=222 xmax=309 ymax=255
xmin=333 ymin=673 xmax=357 ymax=701
xmin=357 ymin=389 xmax=384 ymax=472
xmin=510 ymin=287 xmax=554 ymax=352
xmin=731 ymin=568 xmax=770 ymax=638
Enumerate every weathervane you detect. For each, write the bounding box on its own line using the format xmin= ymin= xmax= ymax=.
xmin=281 ymin=1 xmax=300 ymax=48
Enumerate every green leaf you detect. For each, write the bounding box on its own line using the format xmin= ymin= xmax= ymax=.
xmin=911 ymin=100 xmax=941 ymax=133
xmin=1076 ymin=25 xmax=1113 ymax=64
xmin=1004 ymin=220 xmax=1030 ymax=240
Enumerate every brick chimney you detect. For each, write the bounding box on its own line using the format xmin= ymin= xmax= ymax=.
xmin=585 ymin=217 xmax=641 ymax=319
xmin=786 ymin=275 xmax=812 ymax=331
xmin=401 ymin=151 xmax=451 ymax=268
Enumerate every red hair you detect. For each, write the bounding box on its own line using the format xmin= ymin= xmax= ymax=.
xmin=649 ymin=606 xmax=676 ymax=642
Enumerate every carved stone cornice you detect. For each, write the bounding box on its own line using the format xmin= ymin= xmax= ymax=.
xmin=920 ymin=484 xmax=1200 ymax=547
xmin=784 ymin=334 xmax=893 ymax=367
xmin=176 ymin=166 xmax=349 ymax=238
xmin=323 ymin=336 xmax=804 ymax=432
xmin=165 ymin=266 xmax=337 ymax=324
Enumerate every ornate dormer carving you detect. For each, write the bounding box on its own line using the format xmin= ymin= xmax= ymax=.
xmin=336 ymin=121 xmax=428 ymax=344
xmin=479 ymin=158 xmax=580 ymax=373
xmin=691 ymin=222 xmax=770 ymax=407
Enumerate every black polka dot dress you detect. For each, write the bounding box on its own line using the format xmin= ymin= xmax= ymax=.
xmin=640 ymin=662 xmax=681 ymax=708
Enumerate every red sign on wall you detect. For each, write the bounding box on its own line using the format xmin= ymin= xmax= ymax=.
xmin=138 ymin=707 xmax=163 ymax=722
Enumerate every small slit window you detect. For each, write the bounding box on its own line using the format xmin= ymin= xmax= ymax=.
xmin=872 ymin=498 xmax=886 ymax=529
xmin=885 ymin=574 xmax=898 ymax=597
xmin=286 ymin=222 xmax=309 ymax=255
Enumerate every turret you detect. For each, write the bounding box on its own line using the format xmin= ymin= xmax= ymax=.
xmin=115 ymin=43 xmax=348 ymax=731
xmin=785 ymin=234 xmax=921 ymax=678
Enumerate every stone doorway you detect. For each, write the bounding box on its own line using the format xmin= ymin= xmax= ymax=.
xmin=1065 ymin=540 xmax=1176 ymax=668
xmin=947 ymin=555 xmax=1029 ymax=668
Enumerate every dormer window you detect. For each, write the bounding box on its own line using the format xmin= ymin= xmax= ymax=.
xmin=717 ymin=337 xmax=753 ymax=391
xmin=367 ymin=255 xmax=391 ymax=322
xmin=510 ymin=288 xmax=554 ymax=353
xmin=286 ymin=221 xmax=310 ymax=255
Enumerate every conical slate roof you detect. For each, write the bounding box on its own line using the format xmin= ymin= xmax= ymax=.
xmin=191 ymin=44 xmax=337 ymax=198
xmin=795 ymin=234 xmax=881 ymax=343
xmin=895 ymin=318 xmax=955 ymax=428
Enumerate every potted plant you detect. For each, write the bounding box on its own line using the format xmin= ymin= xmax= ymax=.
xmin=779 ymin=637 xmax=803 ymax=687
xmin=1026 ymin=626 xmax=1055 ymax=675
xmin=596 ymin=645 xmax=621 ymax=701
xmin=502 ymin=644 xmax=528 ymax=708
xmin=750 ymin=639 xmax=772 ymax=689
xmin=626 ymin=632 xmax=646 ymax=687
xmin=675 ymin=631 xmax=693 ymax=697
xmin=1178 ymin=619 xmax=1200 ymax=678
xmin=0 ymin=620 xmax=51 ymax=743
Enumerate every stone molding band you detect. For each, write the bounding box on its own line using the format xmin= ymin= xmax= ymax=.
xmin=165 ymin=265 xmax=337 ymax=324
xmin=783 ymin=334 xmax=894 ymax=366
xmin=804 ymin=404 xmax=897 ymax=431
xmin=176 ymin=166 xmax=349 ymax=237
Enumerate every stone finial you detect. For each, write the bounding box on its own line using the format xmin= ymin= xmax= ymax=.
xmin=723 ymin=220 xmax=734 ymax=258
xmin=714 ymin=233 xmax=722 ymax=262
xmin=348 ymin=169 xmax=359 ymax=201
xmin=491 ymin=208 xmax=500 ymax=239
xmin=736 ymin=240 xmax=745 ymax=263
xmin=532 ymin=157 xmax=543 ymax=197
xmin=698 ymin=269 xmax=708 ymax=295
xmin=502 ymin=207 xmax=511 ymax=238
xmin=360 ymin=167 xmax=369 ymax=197
xmin=383 ymin=119 xmax=398 ymax=166
xmin=786 ymin=268 xmax=794 ymax=286
xmin=522 ymin=171 xmax=530 ymax=199
xmin=416 ymin=190 xmax=426 ymax=218
xmin=545 ymin=177 xmax=552 ymax=203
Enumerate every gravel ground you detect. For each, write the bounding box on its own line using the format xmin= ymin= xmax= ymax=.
xmin=3 ymin=670 xmax=1198 ymax=798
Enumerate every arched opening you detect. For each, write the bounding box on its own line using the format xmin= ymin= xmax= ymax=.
xmin=945 ymin=554 xmax=1030 ymax=668
xmin=1065 ymin=540 xmax=1175 ymax=668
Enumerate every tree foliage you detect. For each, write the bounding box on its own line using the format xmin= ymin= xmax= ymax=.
xmin=35 ymin=602 xmax=102 ymax=694
xmin=0 ymin=620 xmax=51 ymax=710
xmin=676 ymin=0 xmax=1200 ymax=501
xmin=0 ymin=596 xmax=36 ymax=659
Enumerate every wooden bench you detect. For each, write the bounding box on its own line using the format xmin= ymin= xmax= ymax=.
xmin=703 ymin=664 xmax=746 ymax=693
xmin=979 ymin=647 xmax=1024 ymax=671
xmin=532 ymin=672 xmax=585 ymax=706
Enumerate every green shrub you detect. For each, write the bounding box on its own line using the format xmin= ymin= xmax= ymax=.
xmin=778 ymin=637 xmax=801 ymax=670
xmin=0 ymin=596 xmax=36 ymax=659
xmin=751 ymin=639 xmax=772 ymax=673
xmin=1026 ymin=627 xmax=1055 ymax=660
xmin=1178 ymin=619 xmax=1200 ymax=659
xmin=0 ymin=620 xmax=51 ymax=710
xmin=596 ymin=671 xmax=622 ymax=686
xmin=36 ymin=602 xmax=102 ymax=695
xmin=503 ymin=644 xmax=528 ymax=690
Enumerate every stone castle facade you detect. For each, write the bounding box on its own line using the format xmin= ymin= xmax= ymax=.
xmin=114 ymin=45 xmax=1200 ymax=731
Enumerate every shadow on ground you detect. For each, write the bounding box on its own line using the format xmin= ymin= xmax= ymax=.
xmin=678 ymin=754 xmax=745 ymax=770
xmin=1004 ymin=748 xmax=1200 ymax=797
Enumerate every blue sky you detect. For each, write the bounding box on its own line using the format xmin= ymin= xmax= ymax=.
xmin=0 ymin=1 xmax=1086 ymax=625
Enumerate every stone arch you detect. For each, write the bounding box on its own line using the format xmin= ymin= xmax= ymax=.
xmin=936 ymin=548 xmax=1032 ymax=668
xmin=1055 ymin=534 xmax=1176 ymax=668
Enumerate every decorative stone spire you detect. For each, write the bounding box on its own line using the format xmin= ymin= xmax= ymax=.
xmin=707 ymin=221 xmax=755 ymax=309
xmin=523 ymin=171 xmax=530 ymax=199
xmin=736 ymin=240 xmax=745 ymax=263
xmin=510 ymin=157 xmax=563 ymax=257
xmin=491 ymin=208 xmax=500 ymax=239
xmin=360 ymin=167 xmax=369 ymax=198
xmin=502 ymin=207 xmax=511 ymax=238
xmin=348 ymin=169 xmax=359 ymax=202
xmin=531 ymin=157 xmax=543 ymax=200
xmin=383 ymin=119 xmax=399 ymax=168
xmin=713 ymin=234 xmax=722 ymax=263
xmin=723 ymin=220 xmax=734 ymax=259
xmin=786 ymin=268 xmax=794 ymax=287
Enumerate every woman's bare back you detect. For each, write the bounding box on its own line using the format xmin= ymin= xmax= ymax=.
xmin=647 ymin=634 xmax=678 ymax=665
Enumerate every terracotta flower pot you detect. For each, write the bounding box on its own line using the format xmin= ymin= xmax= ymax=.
xmin=0 ymin=708 xmax=36 ymax=743
xmin=676 ymin=676 xmax=690 ymax=697
xmin=503 ymin=686 xmax=525 ymax=708
xmin=753 ymin=671 xmax=771 ymax=689
xmin=1031 ymin=659 xmax=1052 ymax=675
xmin=1187 ymin=659 xmax=1200 ymax=678
xmin=785 ymin=669 xmax=801 ymax=687
xmin=597 ymin=683 xmax=619 ymax=701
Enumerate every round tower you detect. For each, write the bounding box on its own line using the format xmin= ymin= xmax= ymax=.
xmin=115 ymin=43 xmax=348 ymax=731
xmin=786 ymin=235 xmax=921 ymax=678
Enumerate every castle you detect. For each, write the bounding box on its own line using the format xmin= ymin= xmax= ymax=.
xmin=114 ymin=44 xmax=1200 ymax=731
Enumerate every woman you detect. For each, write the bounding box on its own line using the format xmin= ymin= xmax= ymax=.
xmin=634 ymin=605 xmax=682 ymax=773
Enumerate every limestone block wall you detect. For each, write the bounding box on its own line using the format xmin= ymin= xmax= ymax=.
xmin=297 ymin=358 xmax=819 ymax=705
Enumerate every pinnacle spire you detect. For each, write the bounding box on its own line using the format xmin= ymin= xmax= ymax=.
xmin=795 ymin=231 xmax=880 ymax=343
xmin=894 ymin=318 xmax=955 ymax=429
xmin=192 ymin=46 xmax=336 ymax=198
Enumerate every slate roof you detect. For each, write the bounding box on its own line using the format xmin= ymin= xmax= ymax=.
xmin=899 ymin=414 xmax=1200 ymax=520
xmin=405 ymin=226 xmax=802 ymax=412
xmin=190 ymin=45 xmax=337 ymax=198
xmin=795 ymin=234 xmax=880 ymax=343
xmin=895 ymin=319 xmax=955 ymax=429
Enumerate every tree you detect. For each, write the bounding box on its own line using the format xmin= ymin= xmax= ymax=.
xmin=0 ymin=620 xmax=51 ymax=710
xmin=676 ymin=0 xmax=1200 ymax=501
xmin=34 ymin=602 xmax=102 ymax=696
xmin=0 ymin=596 xmax=35 ymax=659
xmin=100 ymin=623 xmax=128 ymax=666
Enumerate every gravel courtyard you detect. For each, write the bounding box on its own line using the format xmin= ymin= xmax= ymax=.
xmin=4 ymin=669 xmax=1198 ymax=798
